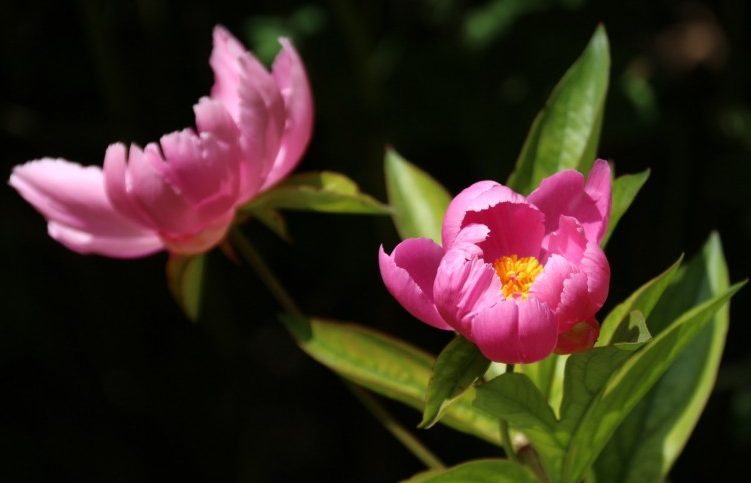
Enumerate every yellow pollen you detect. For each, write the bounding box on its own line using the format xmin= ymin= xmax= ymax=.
xmin=493 ymin=255 xmax=544 ymax=300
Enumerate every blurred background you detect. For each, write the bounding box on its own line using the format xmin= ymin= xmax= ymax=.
xmin=2 ymin=0 xmax=750 ymax=481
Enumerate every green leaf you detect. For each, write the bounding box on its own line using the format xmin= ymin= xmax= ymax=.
xmin=506 ymin=25 xmax=610 ymax=194
xmin=166 ymin=253 xmax=205 ymax=322
xmin=593 ymin=233 xmax=733 ymax=483
xmin=246 ymin=207 xmax=292 ymax=242
xmin=560 ymin=280 xmax=746 ymax=483
xmin=518 ymin=354 xmax=568 ymax=417
xmin=401 ymin=459 xmax=541 ymax=483
xmin=420 ymin=335 xmax=491 ymax=428
xmin=281 ymin=315 xmax=501 ymax=445
xmin=474 ymin=373 xmax=565 ymax=479
xmin=602 ymin=168 xmax=650 ymax=246
xmin=242 ymin=171 xmax=390 ymax=214
xmin=597 ymin=255 xmax=683 ymax=346
xmin=384 ymin=148 xmax=452 ymax=243
xmin=609 ymin=310 xmax=652 ymax=345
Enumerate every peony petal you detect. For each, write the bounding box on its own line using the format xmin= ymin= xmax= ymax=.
xmin=584 ymin=159 xmax=612 ymax=243
xmin=379 ymin=239 xmax=450 ymax=330
xmin=528 ymin=160 xmax=611 ymax=244
xmin=441 ymin=181 xmax=525 ymax=249
xmin=209 ymin=26 xmax=248 ymax=121
xmin=10 ymin=159 xmax=163 ymax=257
xmin=556 ymin=272 xmax=597 ymax=331
xmin=462 ymin=201 xmax=546 ymax=261
xmin=159 ymin=125 xmax=240 ymax=219
xmin=543 ymin=216 xmax=587 ymax=264
xmin=161 ymin=209 xmax=235 ymax=256
xmin=124 ymin=142 xmax=206 ymax=235
xmin=529 ymin=254 xmax=577 ymax=315
xmin=262 ymin=38 xmax=314 ymax=190
xmin=433 ymin=224 xmax=501 ymax=335
xmin=580 ymin=240 xmax=610 ymax=309
xmin=471 ymin=298 xmax=558 ymax=364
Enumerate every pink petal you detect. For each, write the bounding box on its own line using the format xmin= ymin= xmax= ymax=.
xmin=433 ymin=224 xmax=501 ymax=335
xmin=124 ymin=142 xmax=206 ymax=235
xmin=262 ymin=38 xmax=314 ymax=190
xmin=161 ymin=209 xmax=235 ymax=255
xmin=543 ymin=216 xmax=587 ymax=264
xmin=529 ymin=254 xmax=576 ymax=315
xmin=103 ymin=143 xmax=157 ymax=228
xmin=471 ymin=298 xmax=557 ymax=364
xmin=580 ymin=241 xmax=610 ymax=309
xmin=10 ymin=159 xmax=163 ymax=257
xmin=528 ymin=160 xmax=612 ymax=244
xmin=462 ymin=201 xmax=546 ymax=261
xmin=159 ymin=125 xmax=240 ymax=219
xmin=209 ymin=26 xmax=248 ymax=121
xmin=441 ymin=181 xmax=524 ymax=249
xmin=379 ymin=239 xmax=450 ymax=330
xmin=556 ymin=272 xmax=597 ymax=331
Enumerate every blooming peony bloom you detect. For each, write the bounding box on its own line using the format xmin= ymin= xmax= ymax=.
xmin=379 ymin=161 xmax=611 ymax=364
xmin=9 ymin=26 xmax=313 ymax=258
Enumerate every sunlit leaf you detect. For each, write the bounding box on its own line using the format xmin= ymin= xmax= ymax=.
xmin=243 ymin=171 xmax=390 ymax=214
xmin=420 ymin=335 xmax=490 ymax=428
xmin=560 ymin=280 xmax=745 ymax=483
xmin=281 ymin=315 xmax=501 ymax=445
xmin=384 ymin=148 xmax=452 ymax=243
xmin=402 ymin=459 xmax=540 ymax=483
xmin=506 ymin=25 xmax=609 ymax=194
xmin=593 ymin=233 xmax=733 ymax=483
xmin=474 ymin=373 xmax=564 ymax=479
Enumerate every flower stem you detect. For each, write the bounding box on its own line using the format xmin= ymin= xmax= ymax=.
xmin=345 ymin=381 xmax=446 ymax=470
xmin=500 ymin=363 xmax=519 ymax=463
xmin=228 ymin=227 xmax=444 ymax=470
xmin=228 ymin=228 xmax=302 ymax=317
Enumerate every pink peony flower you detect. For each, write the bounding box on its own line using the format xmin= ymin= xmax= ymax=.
xmin=9 ymin=26 xmax=313 ymax=258
xmin=379 ymin=160 xmax=611 ymax=364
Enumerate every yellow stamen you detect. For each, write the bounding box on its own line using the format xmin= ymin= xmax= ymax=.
xmin=494 ymin=255 xmax=544 ymax=300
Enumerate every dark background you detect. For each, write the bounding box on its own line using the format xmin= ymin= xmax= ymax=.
xmin=2 ymin=0 xmax=750 ymax=481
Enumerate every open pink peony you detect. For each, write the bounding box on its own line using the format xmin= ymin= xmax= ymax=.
xmin=9 ymin=26 xmax=313 ymax=258
xmin=379 ymin=160 xmax=611 ymax=364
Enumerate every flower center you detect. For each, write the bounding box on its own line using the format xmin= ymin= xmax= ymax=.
xmin=493 ymin=255 xmax=544 ymax=300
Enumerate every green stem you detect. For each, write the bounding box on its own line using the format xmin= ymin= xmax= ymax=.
xmin=346 ymin=381 xmax=446 ymax=471
xmin=229 ymin=227 xmax=444 ymax=470
xmin=228 ymin=228 xmax=302 ymax=317
xmin=500 ymin=363 xmax=519 ymax=463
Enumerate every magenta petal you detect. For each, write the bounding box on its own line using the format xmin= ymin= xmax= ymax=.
xmin=471 ymin=298 xmax=557 ymax=364
xmin=433 ymin=224 xmax=500 ymax=335
xmin=209 ymin=26 xmax=248 ymax=120
xmin=103 ymin=143 xmax=157 ymax=228
xmin=543 ymin=216 xmax=587 ymax=265
xmin=442 ymin=181 xmax=526 ymax=249
xmin=463 ymin=201 xmax=546 ymax=261
xmin=10 ymin=159 xmax=163 ymax=257
xmin=528 ymin=161 xmax=611 ymax=244
xmin=584 ymin=159 xmax=612 ymax=243
xmin=159 ymin=127 xmax=240 ymax=219
xmin=262 ymin=38 xmax=314 ymax=190
xmin=379 ymin=239 xmax=451 ymax=330
xmin=556 ymin=272 xmax=596 ymax=331
xmin=580 ymin=241 xmax=610 ymax=309
xmin=529 ymin=254 xmax=576 ymax=314
xmin=125 ymin=143 xmax=205 ymax=235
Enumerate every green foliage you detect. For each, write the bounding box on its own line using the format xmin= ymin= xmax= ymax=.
xmin=384 ymin=148 xmax=452 ymax=243
xmin=420 ymin=335 xmax=491 ymax=429
xmin=280 ymin=315 xmax=501 ymax=445
xmin=166 ymin=253 xmax=205 ymax=322
xmin=593 ymin=233 xmax=732 ymax=483
xmin=402 ymin=459 xmax=540 ymax=483
xmin=602 ymin=169 xmax=650 ymax=246
xmin=506 ymin=25 xmax=610 ymax=194
xmin=243 ymin=171 xmax=390 ymax=214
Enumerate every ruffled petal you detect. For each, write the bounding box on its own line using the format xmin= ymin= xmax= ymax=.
xmin=10 ymin=159 xmax=163 ymax=257
xmin=529 ymin=254 xmax=575 ymax=315
xmin=471 ymin=298 xmax=557 ymax=364
xmin=463 ymin=201 xmax=546 ymax=261
xmin=433 ymin=224 xmax=500 ymax=335
xmin=528 ymin=160 xmax=611 ymax=244
xmin=580 ymin=241 xmax=610 ymax=309
xmin=124 ymin=142 xmax=206 ymax=235
xmin=159 ymin=124 xmax=240 ymax=219
xmin=379 ymin=239 xmax=450 ymax=330
xmin=262 ymin=38 xmax=314 ymax=190
xmin=209 ymin=25 xmax=248 ymax=120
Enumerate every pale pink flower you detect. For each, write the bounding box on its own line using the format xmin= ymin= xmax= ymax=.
xmin=379 ymin=161 xmax=611 ymax=364
xmin=9 ymin=26 xmax=313 ymax=258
